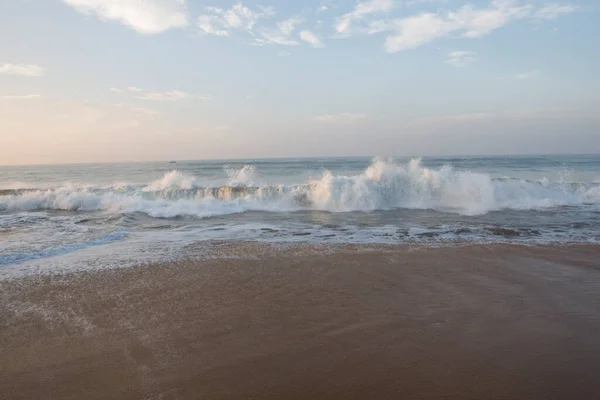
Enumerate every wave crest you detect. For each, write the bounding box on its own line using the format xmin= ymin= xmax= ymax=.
xmin=144 ymin=170 xmax=200 ymax=191
xmin=1 ymin=158 xmax=599 ymax=218
xmin=226 ymin=164 xmax=255 ymax=187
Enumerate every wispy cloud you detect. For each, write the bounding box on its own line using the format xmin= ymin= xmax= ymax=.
xmin=0 ymin=63 xmax=46 ymax=77
xmin=534 ymin=3 xmax=579 ymax=20
xmin=315 ymin=113 xmax=368 ymax=123
xmin=277 ymin=16 xmax=304 ymax=35
xmin=515 ymin=70 xmax=539 ymax=80
xmin=0 ymin=94 xmax=42 ymax=100
xmin=197 ymin=16 xmax=230 ymax=36
xmin=197 ymin=2 xmax=274 ymax=37
xmin=136 ymin=90 xmax=210 ymax=101
xmin=300 ymin=30 xmax=325 ymax=47
xmin=254 ymin=15 xmax=306 ymax=46
xmin=61 ymin=0 xmax=189 ymax=34
xmin=256 ymin=29 xmax=300 ymax=46
xmin=382 ymin=1 xmax=531 ymax=53
xmin=111 ymin=87 xmax=210 ymax=101
xmin=278 ymin=50 xmax=291 ymax=57
xmin=137 ymin=90 xmax=190 ymax=101
xmin=334 ymin=0 xmax=395 ymax=37
xmin=332 ymin=0 xmax=578 ymax=53
xmin=111 ymin=86 xmax=149 ymax=94
xmin=196 ymin=3 xmax=329 ymax=49
xmin=446 ymin=50 xmax=478 ymax=67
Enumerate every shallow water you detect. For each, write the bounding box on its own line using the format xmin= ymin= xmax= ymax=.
xmin=1 ymin=155 xmax=599 ymax=273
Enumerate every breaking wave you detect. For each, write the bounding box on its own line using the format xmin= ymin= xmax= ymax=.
xmin=1 ymin=158 xmax=599 ymax=218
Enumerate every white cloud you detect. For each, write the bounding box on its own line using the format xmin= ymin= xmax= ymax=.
xmin=332 ymin=0 xmax=577 ymax=53
xmin=300 ymin=30 xmax=325 ymax=47
xmin=277 ymin=16 xmax=304 ymax=35
xmin=534 ymin=3 xmax=578 ymax=20
xmin=257 ymin=5 xmax=276 ymax=16
xmin=459 ymin=1 xmax=532 ymax=39
xmin=257 ymin=29 xmax=300 ymax=46
xmin=197 ymin=15 xmax=230 ymax=36
xmin=61 ymin=0 xmax=189 ymax=34
xmin=0 ymin=94 xmax=42 ymax=100
xmin=515 ymin=70 xmax=539 ymax=80
xmin=278 ymin=51 xmax=291 ymax=57
xmin=197 ymin=2 xmax=273 ymax=36
xmin=137 ymin=90 xmax=189 ymax=101
xmin=446 ymin=50 xmax=478 ymax=67
xmin=0 ymin=63 xmax=46 ymax=77
xmin=317 ymin=0 xmax=336 ymax=14
xmin=334 ymin=0 xmax=395 ymax=37
xmin=127 ymin=86 xmax=143 ymax=92
xmin=196 ymin=4 xmax=325 ymax=49
xmin=250 ymin=15 xmax=306 ymax=46
xmin=110 ymin=88 xmax=124 ymax=93
xmin=315 ymin=113 xmax=368 ymax=123
xmin=382 ymin=13 xmax=454 ymax=52
xmin=136 ymin=90 xmax=209 ymax=101
xmin=382 ymin=1 xmax=532 ymax=53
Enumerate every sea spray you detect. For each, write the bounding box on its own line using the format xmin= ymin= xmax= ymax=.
xmin=1 ymin=158 xmax=599 ymax=218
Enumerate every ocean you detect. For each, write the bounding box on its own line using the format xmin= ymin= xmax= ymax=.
xmin=1 ymin=155 xmax=599 ymax=275
xmin=4 ymin=156 xmax=600 ymax=399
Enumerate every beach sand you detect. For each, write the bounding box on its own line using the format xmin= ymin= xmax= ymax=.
xmin=2 ymin=243 xmax=600 ymax=399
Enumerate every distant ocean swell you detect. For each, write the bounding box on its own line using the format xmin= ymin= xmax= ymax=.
xmin=1 ymin=158 xmax=599 ymax=218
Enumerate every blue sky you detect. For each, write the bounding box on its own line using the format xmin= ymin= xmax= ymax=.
xmin=0 ymin=0 xmax=599 ymax=164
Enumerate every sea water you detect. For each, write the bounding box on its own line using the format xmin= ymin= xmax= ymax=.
xmin=1 ymin=155 xmax=599 ymax=275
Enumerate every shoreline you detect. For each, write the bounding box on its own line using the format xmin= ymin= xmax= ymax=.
xmin=2 ymin=243 xmax=600 ymax=399
xmin=3 ymin=240 xmax=599 ymax=281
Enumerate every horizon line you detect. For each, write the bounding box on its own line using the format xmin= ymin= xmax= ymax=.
xmin=1 ymin=152 xmax=599 ymax=168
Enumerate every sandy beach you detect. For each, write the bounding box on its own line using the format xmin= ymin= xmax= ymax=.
xmin=2 ymin=243 xmax=600 ymax=399
xmin=4 ymin=1 xmax=600 ymax=398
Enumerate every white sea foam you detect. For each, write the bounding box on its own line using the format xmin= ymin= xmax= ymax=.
xmin=226 ymin=164 xmax=256 ymax=187
xmin=1 ymin=158 xmax=599 ymax=218
xmin=143 ymin=170 xmax=200 ymax=191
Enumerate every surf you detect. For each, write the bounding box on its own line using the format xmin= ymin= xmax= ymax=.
xmin=1 ymin=158 xmax=598 ymax=218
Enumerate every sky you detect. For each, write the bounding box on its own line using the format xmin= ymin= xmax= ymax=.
xmin=0 ymin=0 xmax=599 ymax=165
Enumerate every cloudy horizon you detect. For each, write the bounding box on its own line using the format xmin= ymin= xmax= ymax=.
xmin=1 ymin=0 xmax=599 ymax=165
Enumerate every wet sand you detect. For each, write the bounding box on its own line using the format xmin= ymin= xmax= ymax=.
xmin=2 ymin=243 xmax=600 ymax=399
